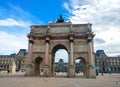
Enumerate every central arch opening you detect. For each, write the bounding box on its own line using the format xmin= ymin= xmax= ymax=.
xmin=51 ymin=44 xmax=68 ymax=77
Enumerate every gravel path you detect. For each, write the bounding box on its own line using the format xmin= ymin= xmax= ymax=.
xmin=0 ymin=73 xmax=120 ymax=87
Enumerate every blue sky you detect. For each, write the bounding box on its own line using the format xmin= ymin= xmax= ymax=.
xmin=0 ymin=0 xmax=120 ymax=61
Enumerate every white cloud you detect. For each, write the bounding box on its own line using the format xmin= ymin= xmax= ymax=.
xmin=64 ymin=0 xmax=120 ymax=56
xmin=63 ymin=3 xmax=71 ymax=12
xmin=0 ymin=2 xmax=42 ymax=55
xmin=0 ymin=18 xmax=30 ymax=27
xmin=0 ymin=31 xmax=28 ymax=55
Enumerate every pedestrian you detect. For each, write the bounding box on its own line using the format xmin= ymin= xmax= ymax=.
xmin=7 ymin=70 xmax=10 ymax=74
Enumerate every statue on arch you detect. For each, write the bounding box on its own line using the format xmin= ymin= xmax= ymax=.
xmin=56 ymin=14 xmax=64 ymax=23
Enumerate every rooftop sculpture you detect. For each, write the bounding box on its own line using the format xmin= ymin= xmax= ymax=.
xmin=56 ymin=15 xmax=64 ymax=23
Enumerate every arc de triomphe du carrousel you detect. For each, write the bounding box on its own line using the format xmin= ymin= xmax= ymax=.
xmin=25 ymin=16 xmax=96 ymax=78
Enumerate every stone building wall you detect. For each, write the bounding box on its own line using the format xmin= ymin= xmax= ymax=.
xmin=0 ymin=49 xmax=27 ymax=73
xmin=0 ymin=55 xmax=16 ymax=73
xmin=95 ymin=50 xmax=120 ymax=73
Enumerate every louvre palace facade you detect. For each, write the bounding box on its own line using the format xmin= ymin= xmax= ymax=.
xmin=0 ymin=49 xmax=120 ymax=74
xmin=0 ymin=49 xmax=27 ymax=73
xmin=95 ymin=50 xmax=120 ymax=73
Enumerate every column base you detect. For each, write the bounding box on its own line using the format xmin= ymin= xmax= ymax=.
xmin=24 ymin=64 xmax=33 ymax=76
xmin=69 ymin=65 xmax=75 ymax=77
xmin=87 ymin=65 xmax=96 ymax=78
xmin=43 ymin=65 xmax=49 ymax=77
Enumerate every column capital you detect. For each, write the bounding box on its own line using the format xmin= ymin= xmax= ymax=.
xmin=45 ymin=39 xmax=49 ymax=43
xmin=70 ymin=39 xmax=74 ymax=43
xmin=29 ymin=40 xmax=34 ymax=44
xmin=45 ymin=37 xmax=50 ymax=43
xmin=87 ymin=39 xmax=92 ymax=43
xmin=45 ymin=35 xmax=50 ymax=43
xmin=69 ymin=33 xmax=75 ymax=43
xmin=87 ymin=37 xmax=93 ymax=43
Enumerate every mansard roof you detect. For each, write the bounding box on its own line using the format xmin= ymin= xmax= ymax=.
xmin=18 ymin=49 xmax=28 ymax=55
xmin=0 ymin=49 xmax=27 ymax=58
xmin=95 ymin=50 xmax=107 ymax=57
xmin=95 ymin=50 xmax=120 ymax=59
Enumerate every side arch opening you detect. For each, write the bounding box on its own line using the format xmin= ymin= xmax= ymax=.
xmin=75 ymin=57 xmax=87 ymax=77
xmin=34 ymin=57 xmax=43 ymax=76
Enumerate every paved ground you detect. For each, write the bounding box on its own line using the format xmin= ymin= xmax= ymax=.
xmin=0 ymin=73 xmax=120 ymax=87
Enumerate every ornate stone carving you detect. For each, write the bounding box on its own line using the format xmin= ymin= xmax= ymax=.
xmin=33 ymin=45 xmax=45 ymax=52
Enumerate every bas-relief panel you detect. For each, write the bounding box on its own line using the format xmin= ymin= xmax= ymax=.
xmin=50 ymin=27 xmax=69 ymax=33
xmin=33 ymin=45 xmax=45 ymax=52
xmin=34 ymin=40 xmax=45 ymax=45
xmin=32 ymin=27 xmax=47 ymax=33
xmin=74 ymin=41 xmax=88 ymax=52
xmin=75 ymin=45 xmax=87 ymax=51
xmin=73 ymin=26 xmax=87 ymax=33
xmin=32 ymin=40 xmax=45 ymax=52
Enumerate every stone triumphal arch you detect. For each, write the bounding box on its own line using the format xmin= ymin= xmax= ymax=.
xmin=25 ymin=17 xmax=96 ymax=78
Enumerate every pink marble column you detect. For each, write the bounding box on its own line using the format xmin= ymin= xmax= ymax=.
xmin=88 ymin=43 xmax=92 ymax=65
xmin=70 ymin=36 xmax=74 ymax=65
xmin=87 ymin=36 xmax=96 ymax=78
xmin=45 ymin=37 xmax=49 ymax=65
xmin=26 ymin=38 xmax=33 ymax=64
xmin=87 ymin=37 xmax=93 ymax=65
xmin=70 ymin=42 xmax=73 ymax=65
xmin=88 ymin=37 xmax=94 ymax=65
